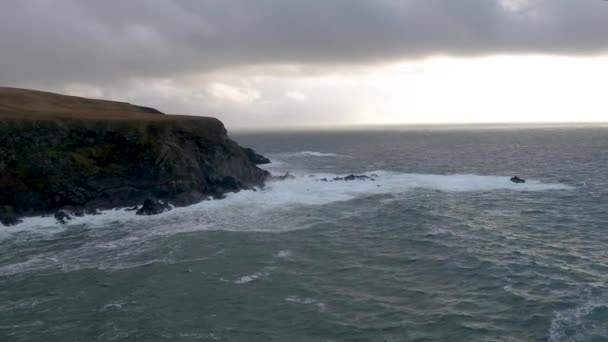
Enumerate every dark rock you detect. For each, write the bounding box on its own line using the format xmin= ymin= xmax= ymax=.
xmin=62 ymin=206 xmax=85 ymax=217
xmin=275 ymin=172 xmax=296 ymax=181
xmin=54 ymin=210 xmax=72 ymax=224
xmin=171 ymin=191 xmax=205 ymax=208
xmin=243 ymin=147 xmax=271 ymax=165
xmin=344 ymin=174 xmax=356 ymax=181
xmin=0 ymin=206 xmax=22 ymax=226
xmin=0 ymin=106 xmax=269 ymax=223
xmin=331 ymin=174 xmax=374 ymax=182
xmin=85 ymin=207 xmax=101 ymax=215
xmin=136 ymin=199 xmax=171 ymax=216
xmin=510 ymin=176 xmax=526 ymax=184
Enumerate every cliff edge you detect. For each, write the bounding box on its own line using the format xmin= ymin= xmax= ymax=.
xmin=0 ymin=87 xmax=270 ymax=225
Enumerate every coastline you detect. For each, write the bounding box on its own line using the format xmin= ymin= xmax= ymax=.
xmin=0 ymin=87 xmax=270 ymax=225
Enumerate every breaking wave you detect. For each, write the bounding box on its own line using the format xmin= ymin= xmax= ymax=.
xmin=549 ymin=302 xmax=608 ymax=342
xmin=0 ymin=168 xmax=574 ymax=277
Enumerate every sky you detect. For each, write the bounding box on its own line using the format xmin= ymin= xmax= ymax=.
xmin=1 ymin=0 xmax=607 ymax=129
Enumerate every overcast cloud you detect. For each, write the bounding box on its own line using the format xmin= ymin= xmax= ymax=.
xmin=1 ymin=0 xmax=607 ymax=127
xmin=2 ymin=0 xmax=607 ymax=85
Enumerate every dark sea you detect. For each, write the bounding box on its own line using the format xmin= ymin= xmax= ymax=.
xmin=1 ymin=126 xmax=607 ymax=342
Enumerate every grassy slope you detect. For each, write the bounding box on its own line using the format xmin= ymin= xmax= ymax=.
xmin=0 ymin=87 xmax=211 ymax=121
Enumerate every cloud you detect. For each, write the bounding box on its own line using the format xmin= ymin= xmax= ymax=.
xmin=207 ymin=83 xmax=261 ymax=103
xmin=1 ymin=0 xmax=608 ymax=86
xmin=285 ymin=91 xmax=308 ymax=102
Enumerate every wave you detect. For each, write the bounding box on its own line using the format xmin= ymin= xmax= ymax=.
xmin=1 ymin=171 xmax=573 ymax=233
xmin=549 ymin=301 xmax=608 ymax=342
xmin=0 ymin=170 xmax=574 ymax=276
xmin=285 ymin=296 xmax=327 ymax=311
xmin=276 ymin=250 xmax=293 ymax=259
xmin=233 ymin=272 xmax=269 ymax=284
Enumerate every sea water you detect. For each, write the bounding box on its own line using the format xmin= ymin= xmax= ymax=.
xmin=1 ymin=127 xmax=607 ymax=341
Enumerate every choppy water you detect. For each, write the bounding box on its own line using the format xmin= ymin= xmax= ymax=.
xmin=1 ymin=127 xmax=607 ymax=341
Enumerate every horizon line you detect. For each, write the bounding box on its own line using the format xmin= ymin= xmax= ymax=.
xmin=229 ymin=121 xmax=608 ymax=133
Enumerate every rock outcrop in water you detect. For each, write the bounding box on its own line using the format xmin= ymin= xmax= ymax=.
xmin=0 ymin=87 xmax=270 ymax=225
xmin=510 ymin=176 xmax=526 ymax=184
xmin=318 ymin=174 xmax=379 ymax=182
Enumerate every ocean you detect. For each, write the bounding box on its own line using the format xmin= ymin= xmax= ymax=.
xmin=1 ymin=127 xmax=607 ymax=341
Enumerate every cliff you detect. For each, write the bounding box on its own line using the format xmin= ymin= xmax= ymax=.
xmin=0 ymin=87 xmax=270 ymax=225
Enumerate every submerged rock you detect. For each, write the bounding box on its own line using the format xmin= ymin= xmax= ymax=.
xmin=54 ymin=210 xmax=72 ymax=224
xmin=510 ymin=176 xmax=526 ymax=184
xmin=136 ymin=199 xmax=171 ymax=216
xmin=323 ymin=174 xmax=377 ymax=182
xmin=0 ymin=206 xmax=21 ymax=226
xmin=274 ymin=172 xmax=296 ymax=181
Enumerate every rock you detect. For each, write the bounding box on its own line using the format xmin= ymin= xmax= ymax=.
xmin=62 ymin=206 xmax=85 ymax=217
xmin=136 ymin=199 xmax=171 ymax=216
xmin=275 ymin=172 xmax=296 ymax=181
xmin=171 ymin=191 xmax=205 ymax=208
xmin=54 ymin=210 xmax=72 ymax=224
xmin=243 ymin=148 xmax=271 ymax=165
xmin=0 ymin=206 xmax=22 ymax=226
xmin=85 ymin=207 xmax=101 ymax=215
xmin=510 ymin=176 xmax=526 ymax=184
xmin=330 ymin=174 xmax=374 ymax=182
xmin=0 ymin=88 xmax=270 ymax=222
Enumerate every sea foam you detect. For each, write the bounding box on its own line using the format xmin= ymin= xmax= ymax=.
xmin=0 ymin=169 xmax=574 ymax=276
xmin=2 ymin=170 xmax=573 ymax=233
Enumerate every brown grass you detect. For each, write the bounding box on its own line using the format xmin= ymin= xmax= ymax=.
xmin=0 ymin=87 xmax=212 ymax=121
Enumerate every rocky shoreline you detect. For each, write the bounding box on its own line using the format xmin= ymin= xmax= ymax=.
xmin=0 ymin=87 xmax=270 ymax=226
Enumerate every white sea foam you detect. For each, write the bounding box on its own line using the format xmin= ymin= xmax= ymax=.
xmin=1 ymin=171 xmax=573 ymax=234
xmin=285 ymin=296 xmax=327 ymax=311
xmin=233 ymin=272 xmax=268 ymax=284
xmin=0 ymin=170 xmax=574 ymax=276
xmin=549 ymin=301 xmax=608 ymax=342
xmin=101 ymin=301 xmax=126 ymax=312
xmin=276 ymin=250 xmax=293 ymax=259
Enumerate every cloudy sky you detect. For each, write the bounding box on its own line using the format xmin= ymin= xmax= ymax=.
xmin=1 ymin=0 xmax=607 ymax=129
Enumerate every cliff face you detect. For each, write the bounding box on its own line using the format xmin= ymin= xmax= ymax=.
xmin=0 ymin=88 xmax=270 ymax=224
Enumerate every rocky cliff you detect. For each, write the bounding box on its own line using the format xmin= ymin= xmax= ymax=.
xmin=0 ymin=87 xmax=270 ymax=225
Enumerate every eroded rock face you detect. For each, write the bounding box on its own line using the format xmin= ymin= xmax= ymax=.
xmin=0 ymin=114 xmax=270 ymax=225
